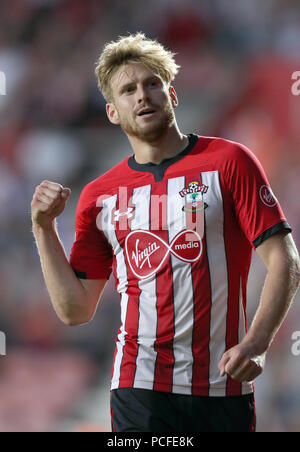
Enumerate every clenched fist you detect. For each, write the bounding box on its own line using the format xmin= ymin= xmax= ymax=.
xmin=218 ymin=343 xmax=265 ymax=382
xmin=31 ymin=180 xmax=71 ymax=229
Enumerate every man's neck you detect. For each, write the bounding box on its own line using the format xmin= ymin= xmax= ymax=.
xmin=128 ymin=125 xmax=189 ymax=165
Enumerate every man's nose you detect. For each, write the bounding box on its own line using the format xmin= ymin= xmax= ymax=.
xmin=137 ymin=85 xmax=149 ymax=103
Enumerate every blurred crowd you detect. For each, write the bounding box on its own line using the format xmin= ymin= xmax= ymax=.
xmin=0 ymin=0 xmax=299 ymax=432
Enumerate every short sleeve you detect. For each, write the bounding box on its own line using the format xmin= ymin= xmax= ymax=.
xmin=224 ymin=143 xmax=292 ymax=248
xmin=69 ymin=185 xmax=113 ymax=280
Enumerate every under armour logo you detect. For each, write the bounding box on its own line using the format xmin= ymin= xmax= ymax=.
xmin=112 ymin=207 xmax=135 ymax=223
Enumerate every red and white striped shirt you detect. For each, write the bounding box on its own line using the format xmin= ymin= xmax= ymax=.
xmin=70 ymin=134 xmax=291 ymax=396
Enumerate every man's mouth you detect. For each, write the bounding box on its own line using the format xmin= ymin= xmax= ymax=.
xmin=137 ymin=108 xmax=156 ymax=117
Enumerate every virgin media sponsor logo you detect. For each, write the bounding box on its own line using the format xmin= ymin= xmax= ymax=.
xmin=259 ymin=185 xmax=277 ymax=207
xmin=125 ymin=229 xmax=202 ymax=279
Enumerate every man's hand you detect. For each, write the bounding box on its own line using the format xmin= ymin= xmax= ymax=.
xmin=218 ymin=343 xmax=265 ymax=382
xmin=31 ymin=180 xmax=71 ymax=230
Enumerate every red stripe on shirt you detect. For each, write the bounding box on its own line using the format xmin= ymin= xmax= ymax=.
xmin=187 ymin=173 xmax=211 ymax=395
xmin=152 ymin=180 xmax=175 ymax=392
xmin=114 ymin=186 xmax=141 ymax=388
xmin=221 ymin=178 xmax=243 ymax=396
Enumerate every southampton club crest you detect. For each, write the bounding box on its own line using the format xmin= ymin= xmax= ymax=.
xmin=179 ymin=181 xmax=209 ymax=213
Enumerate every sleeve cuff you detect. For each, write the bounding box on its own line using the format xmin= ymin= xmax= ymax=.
xmin=73 ymin=268 xmax=111 ymax=280
xmin=73 ymin=269 xmax=88 ymax=279
xmin=253 ymin=221 xmax=292 ymax=248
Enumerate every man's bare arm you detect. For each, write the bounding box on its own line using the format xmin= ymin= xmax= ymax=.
xmin=218 ymin=230 xmax=300 ymax=382
xmin=31 ymin=180 xmax=107 ymax=326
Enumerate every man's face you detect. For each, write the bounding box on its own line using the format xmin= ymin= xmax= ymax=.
xmin=107 ymin=62 xmax=177 ymax=142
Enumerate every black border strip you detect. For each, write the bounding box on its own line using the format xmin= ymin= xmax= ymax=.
xmin=73 ymin=269 xmax=88 ymax=279
xmin=253 ymin=221 xmax=292 ymax=248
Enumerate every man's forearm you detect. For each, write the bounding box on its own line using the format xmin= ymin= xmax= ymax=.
xmin=219 ymin=232 xmax=300 ymax=382
xmin=243 ymin=258 xmax=300 ymax=355
xmin=32 ymin=222 xmax=89 ymax=325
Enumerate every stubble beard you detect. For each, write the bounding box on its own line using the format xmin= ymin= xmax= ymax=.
xmin=119 ymin=102 xmax=175 ymax=143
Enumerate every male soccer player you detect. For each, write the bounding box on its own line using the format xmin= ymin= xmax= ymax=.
xmin=31 ymin=33 xmax=300 ymax=432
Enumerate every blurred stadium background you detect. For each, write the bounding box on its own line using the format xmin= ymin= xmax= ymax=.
xmin=0 ymin=0 xmax=299 ymax=432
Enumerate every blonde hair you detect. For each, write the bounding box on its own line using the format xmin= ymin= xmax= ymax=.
xmin=95 ymin=32 xmax=180 ymax=102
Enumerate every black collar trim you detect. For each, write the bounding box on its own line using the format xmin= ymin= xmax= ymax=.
xmin=127 ymin=133 xmax=199 ymax=182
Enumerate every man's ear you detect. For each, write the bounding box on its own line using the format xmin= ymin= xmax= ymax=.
xmin=169 ymin=86 xmax=178 ymax=109
xmin=106 ymin=103 xmax=120 ymax=125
